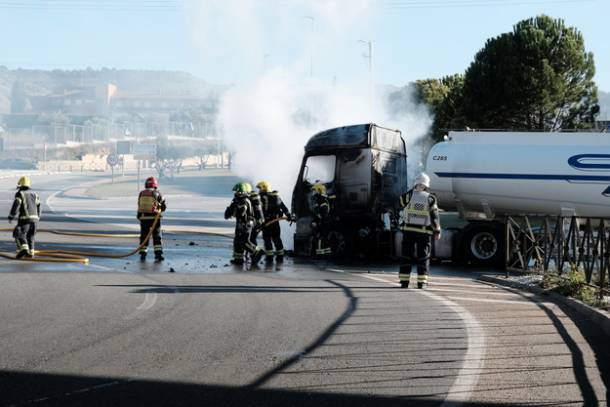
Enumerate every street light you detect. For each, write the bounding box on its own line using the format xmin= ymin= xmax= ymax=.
xmin=304 ymin=16 xmax=315 ymax=77
xmin=359 ymin=40 xmax=374 ymax=105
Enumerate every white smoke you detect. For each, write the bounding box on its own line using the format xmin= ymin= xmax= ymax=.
xmin=186 ymin=0 xmax=433 ymax=247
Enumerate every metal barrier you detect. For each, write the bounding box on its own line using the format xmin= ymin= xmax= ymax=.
xmin=505 ymin=215 xmax=610 ymax=298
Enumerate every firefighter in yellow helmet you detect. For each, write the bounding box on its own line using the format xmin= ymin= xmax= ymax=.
xmin=311 ymin=182 xmax=332 ymax=257
xmin=397 ymin=173 xmax=441 ymax=289
xmin=8 ymin=176 xmax=41 ymax=259
xmin=137 ymin=176 xmax=167 ymax=262
xmin=256 ymin=180 xmax=292 ymax=264
xmin=224 ymin=182 xmax=264 ymax=266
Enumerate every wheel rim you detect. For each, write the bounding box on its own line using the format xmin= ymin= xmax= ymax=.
xmin=470 ymin=231 xmax=498 ymax=260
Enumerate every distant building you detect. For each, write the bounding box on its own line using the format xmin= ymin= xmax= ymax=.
xmin=28 ymin=84 xmax=117 ymax=116
xmin=18 ymin=83 xmax=209 ymax=118
xmin=109 ymin=90 xmax=204 ymax=114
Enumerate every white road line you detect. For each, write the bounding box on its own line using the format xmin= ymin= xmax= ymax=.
xmin=428 ymin=281 xmax=500 ymax=289
xmin=137 ymin=293 xmax=158 ymax=310
xmin=125 ymin=293 xmax=158 ymax=319
xmin=427 ymin=287 xmax=520 ymax=297
xmin=45 ymin=189 xmax=62 ymax=212
xmin=446 ymin=296 xmax=540 ymax=305
xmin=360 ymin=273 xmax=485 ymax=407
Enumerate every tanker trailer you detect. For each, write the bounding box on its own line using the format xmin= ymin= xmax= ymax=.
xmin=292 ymin=123 xmax=407 ymax=259
xmin=426 ymin=130 xmax=610 ymax=266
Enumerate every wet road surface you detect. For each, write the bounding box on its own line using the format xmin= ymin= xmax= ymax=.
xmin=0 ymin=172 xmax=608 ymax=406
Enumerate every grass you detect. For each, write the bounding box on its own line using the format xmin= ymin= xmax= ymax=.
xmin=540 ymin=267 xmax=609 ymax=310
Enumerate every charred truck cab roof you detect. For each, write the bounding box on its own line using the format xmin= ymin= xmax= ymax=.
xmin=292 ymin=123 xmax=407 ymax=259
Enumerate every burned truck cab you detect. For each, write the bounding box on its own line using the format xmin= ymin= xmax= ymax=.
xmin=292 ymin=123 xmax=407 ymax=259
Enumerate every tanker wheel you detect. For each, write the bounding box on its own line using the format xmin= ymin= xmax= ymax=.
xmin=463 ymin=223 xmax=504 ymax=267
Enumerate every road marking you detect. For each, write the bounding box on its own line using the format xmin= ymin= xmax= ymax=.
xmin=45 ymin=189 xmax=62 ymax=212
xmin=10 ymin=379 xmax=129 ymax=406
xmin=428 ymin=281 xmax=500 ymax=289
xmin=137 ymin=293 xmax=158 ymax=310
xmin=359 ymin=273 xmax=485 ymax=407
xmin=125 ymin=293 xmax=158 ymax=319
xmin=427 ymin=287 xmax=519 ymax=297
xmin=446 ymin=296 xmax=540 ymax=305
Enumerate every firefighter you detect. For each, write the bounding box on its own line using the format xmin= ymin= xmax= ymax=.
xmin=8 ymin=176 xmax=41 ymax=259
xmin=397 ymin=173 xmax=441 ymax=289
xmin=256 ymin=180 xmax=292 ymax=264
xmin=245 ymin=183 xmax=265 ymax=247
xmin=224 ymin=183 xmax=264 ymax=266
xmin=311 ymin=182 xmax=332 ymax=257
xmin=137 ymin=176 xmax=167 ymax=262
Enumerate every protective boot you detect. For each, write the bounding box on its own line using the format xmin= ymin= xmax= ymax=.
xmin=140 ymin=252 xmax=147 ymax=261
xmin=400 ymin=281 xmax=409 ymax=289
xmin=155 ymin=252 xmax=165 ymax=262
xmin=16 ymin=249 xmax=29 ymax=259
xmin=230 ymin=258 xmax=244 ymax=265
xmin=276 ymin=255 xmax=284 ymax=264
xmin=265 ymin=256 xmax=274 ymax=265
xmin=251 ymin=249 xmax=264 ymax=265
xmin=417 ymin=282 xmax=427 ymax=289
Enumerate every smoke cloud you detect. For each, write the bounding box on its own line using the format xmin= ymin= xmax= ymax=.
xmin=187 ymin=0 xmax=433 ymax=246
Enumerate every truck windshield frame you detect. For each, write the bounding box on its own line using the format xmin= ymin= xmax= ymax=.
xmin=302 ymin=155 xmax=336 ymax=184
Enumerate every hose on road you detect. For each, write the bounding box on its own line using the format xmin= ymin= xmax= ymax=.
xmin=0 ymin=214 xmax=162 ymax=264
xmin=0 ymin=215 xmax=290 ymax=263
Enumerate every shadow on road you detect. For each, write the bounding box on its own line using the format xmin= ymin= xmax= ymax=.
xmin=504 ymin=287 xmax=610 ymax=405
xmin=0 ymin=369 xmax=530 ymax=407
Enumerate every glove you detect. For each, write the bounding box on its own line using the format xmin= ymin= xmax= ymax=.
xmin=7 ymin=216 xmax=13 ymax=224
xmin=434 ymin=230 xmax=441 ymax=241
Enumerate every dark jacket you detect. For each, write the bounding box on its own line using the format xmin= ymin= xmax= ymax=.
xmin=9 ymin=188 xmax=41 ymax=223
xmin=260 ymin=191 xmax=290 ymax=220
xmin=137 ymin=188 xmax=167 ymax=220
xmin=397 ymin=188 xmax=440 ymax=234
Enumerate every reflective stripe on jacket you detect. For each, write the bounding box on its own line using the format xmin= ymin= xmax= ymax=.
xmin=398 ymin=189 xmax=440 ymax=234
xmin=138 ymin=189 xmax=166 ymax=220
xmin=10 ymin=190 xmax=41 ymax=222
xmin=261 ymin=191 xmax=290 ymax=220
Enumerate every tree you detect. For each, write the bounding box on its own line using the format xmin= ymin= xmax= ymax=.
xmin=414 ymin=75 xmax=465 ymax=140
xmin=461 ymin=15 xmax=599 ymax=130
xmin=154 ymin=136 xmax=191 ymax=179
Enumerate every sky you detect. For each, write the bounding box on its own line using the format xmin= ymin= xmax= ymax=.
xmin=0 ymin=0 xmax=608 ymax=91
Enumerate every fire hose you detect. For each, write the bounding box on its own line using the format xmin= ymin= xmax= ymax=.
xmin=0 ymin=213 xmax=163 ymax=264
xmin=0 ymin=215 xmax=291 ymax=264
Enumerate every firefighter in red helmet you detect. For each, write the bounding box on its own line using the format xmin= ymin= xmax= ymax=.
xmin=137 ymin=176 xmax=167 ymax=261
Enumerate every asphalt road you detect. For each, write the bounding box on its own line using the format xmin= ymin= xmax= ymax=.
xmin=0 ymin=172 xmax=608 ymax=406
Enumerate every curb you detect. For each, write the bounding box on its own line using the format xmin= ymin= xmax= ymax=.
xmin=478 ymin=275 xmax=610 ymax=337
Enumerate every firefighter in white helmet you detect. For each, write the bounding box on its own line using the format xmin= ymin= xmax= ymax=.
xmin=397 ymin=173 xmax=441 ymax=288
xmin=8 ymin=176 xmax=41 ymax=259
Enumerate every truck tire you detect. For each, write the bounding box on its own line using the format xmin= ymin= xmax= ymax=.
xmin=462 ymin=222 xmax=504 ymax=267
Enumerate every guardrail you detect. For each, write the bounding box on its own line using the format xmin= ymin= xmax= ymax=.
xmin=505 ymin=215 xmax=610 ymax=298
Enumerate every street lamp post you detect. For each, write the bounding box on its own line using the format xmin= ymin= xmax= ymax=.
xmin=304 ymin=16 xmax=315 ymax=77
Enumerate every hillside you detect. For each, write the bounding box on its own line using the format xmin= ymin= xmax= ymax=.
xmin=0 ymin=67 xmax=225 ymax=114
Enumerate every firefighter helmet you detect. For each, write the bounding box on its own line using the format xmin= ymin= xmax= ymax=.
xmin=256 ymin=180 xmax=271 ymax=192
xmin=17 ymin=176 xmax=31 ymax=188
xmin=243 ymin=182 xmax=253 ymax=193
xmin=145 ymin=176 xmax=158 ymax=189
xmin=414 ymin=173 xmax=430 ymax=188
xmin=232 ymin=182 xmax=248 ymax=196
xmin=312 ymin=182 xmax=326 ymax=195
